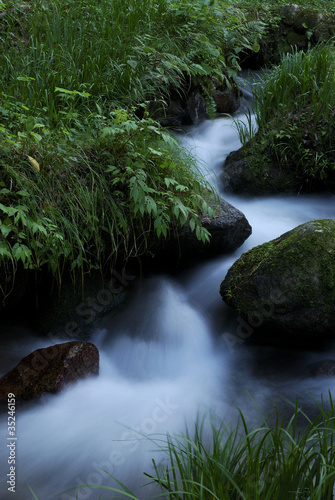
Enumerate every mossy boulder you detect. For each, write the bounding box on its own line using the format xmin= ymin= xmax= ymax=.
xmin=220 ymin=219 xmax=335 ymax=340
xmin=286 ymin=31 xmax=308 ymax=49
xmin=293 ymin=8 xmax=324 ymax=35
xmin=280 ymin=4 xmax=302 ymax=27
xmin=221 ymin=142 xmax=296 ymax=196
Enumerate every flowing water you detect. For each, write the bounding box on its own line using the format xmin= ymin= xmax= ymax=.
xmin=1 ymin=98 xmax=335 ymax=499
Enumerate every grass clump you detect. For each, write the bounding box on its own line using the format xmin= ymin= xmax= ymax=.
xmin=234 ymin=42 xmax=335 ymax=192
xmin=146 ymin=399 xmax=335 ymax=499
xmin=0 ymin=106 xmax=217 ymax=291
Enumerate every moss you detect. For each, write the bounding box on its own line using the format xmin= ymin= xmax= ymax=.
xmin=221 ymin=220 xmax=335 ymax=333
xmin=235 ymin=139 xmax=296 ymax=195
xmin=286 ymin=31 xmax=308 ymax=48
xmin=293 ymin=9 xmax=324 ymax=33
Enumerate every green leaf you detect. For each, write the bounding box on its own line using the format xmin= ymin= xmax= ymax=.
xmin=25 ymin=116 xmax=35 ymax=133
xmin=189 ymin=218 xmax=196 ymax=232
xmin=127 ymin=59 xmax=138 ymax=69
xmin=31 ymin=131 xmax=43 ymax=142
xmin=0 ymin=222 xmax=12 ymax=238
xmin=0 ymin=241 xmax=11 ymax=259
xmin=12 ymin=243 xmax=32 ymax=265
xmin=176 ymin=184 xmax=188 ymax=192
xmin=0 ymin=204 xmax=18 ymax=217
xmin=252 ymin=42 xmax=261 ymax=53
xmin=17 ymin=75 xmax=35 ymax=82
xmin=31 ymin=222 xmax=48 ymax=235
xmin=164 ymin=178 xmax=178 ymax=188
xmin=148 ymin=147 xmax=163 ymax=157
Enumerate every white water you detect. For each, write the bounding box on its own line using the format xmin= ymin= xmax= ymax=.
xmin=1 ymin=106 xmax=335 ymax=500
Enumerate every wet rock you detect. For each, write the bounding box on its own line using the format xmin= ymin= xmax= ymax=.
xmin=184 ymin=90 xmax=209 ymax=125
xmin=286 ymin=31 xmax=309 ymax=49
xmin=221 ymin=145 xmax=295 ymax=196
xmin=36 ymin=270 xmax=130 ymax=340
xmin=280 ymin=4 xmax=302 ymax=26
xmin=220 ymin=219 xmax=335 ymax=341
xmin=148 ymin=89 xmax=208 ymax=127
xmin=148 ymin=81 xmax=241 ymax=127
xmin=148 ymin=96 xmax=186 ymax=127
xmin=214 ymin=85 xmax=241 ymax=114
xmin=0 ymin=341 xmax=99 ymax=401
xmin=293 ymin=9 xmax=324 ymax=35
xmin=147 ymin=198 xmax=252 ymax=269
xmin=308 ymin=359 xmax=335 ymax=377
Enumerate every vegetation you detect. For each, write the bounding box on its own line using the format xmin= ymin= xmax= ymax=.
xmin=227 ymin=0 xmax=335 ymax=195
xmin=233 ymin=43 xmax=335 ymax=192
xmin=2 ymin=0 xmax=333 ymax=291
xmin=0 ymin=0 xmax=273 ymax=296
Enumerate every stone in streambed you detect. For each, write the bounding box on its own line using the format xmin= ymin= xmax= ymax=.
xmin=147 ymin=198 xmax=251 ymax=269
xmin=0 ymin=341 xmax=99 ymax=401
xmin=308 ymin=359 xmax=335 ymax=377
xmin=220 ymin=219 xmax=335 ymax=341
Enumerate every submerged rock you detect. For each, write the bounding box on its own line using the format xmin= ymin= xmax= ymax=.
xmin=308 ymin=359 xmax=335 ymax=377
xmin=0 ymin=341 xmax=99 ymax=401
xmin=220 ymin=219 xmax=335 ymax=341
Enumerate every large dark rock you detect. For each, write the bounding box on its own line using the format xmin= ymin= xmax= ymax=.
xmin=148 ymin=80 xmax=241 ymax=127
xmin=0 ymin=341 xmax=99 ymax=401
xmin=214 ymin=85 xmax=241 ymax=114
xmin=220 ymin=219 xmax=335 ymax=340
xmin=147 ymin=198 xmax=251 ymax=269
xmin=148 ymin=89 xmax=208 ymax=127
xmin=222 ymin=145 xmax=296 ymax=196
xmin=293 ymin=8 xmax=324 ymax=35
xmin=280 ymin=4 xmax=302 ymax=26
xmin=184 ymin=90 xmax=209 ymax=125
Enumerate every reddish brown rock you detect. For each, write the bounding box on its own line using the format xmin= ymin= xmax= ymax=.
xmin=0 ymin=341 xmax=99 ymax=401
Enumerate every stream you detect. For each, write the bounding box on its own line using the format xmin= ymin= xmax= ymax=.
xmin=1 ymin=95 xmax=335 ymax=499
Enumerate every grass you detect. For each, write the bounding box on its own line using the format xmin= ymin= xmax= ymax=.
xmin=233 ymin=42 xmax=335 ymax=191
xmin=48 ymin=393 xmax=335 ymax=500
xmin=0 ymin=0 xmax=233 ymax=294
xmin=232 ymin=0 xmax=335 ymax=12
